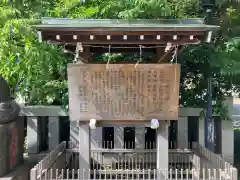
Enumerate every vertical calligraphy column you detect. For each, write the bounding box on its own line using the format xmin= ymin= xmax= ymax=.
xmin=79 ymin=69 xmax=91 ymax=179
xmin=113 ymin=68 xmax=125 ymax=148
xmin=68 ymin=59 xmax=91 ymax=180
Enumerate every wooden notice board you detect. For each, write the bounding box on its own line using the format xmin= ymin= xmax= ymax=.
xmin=67 ymin=64 xmax=180 ymax=121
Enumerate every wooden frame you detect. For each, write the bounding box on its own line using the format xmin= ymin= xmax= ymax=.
xmin=68 ymin=64 xmax=180 ymax=121
xmin=41 ymin=32 xmax=203 ymax=45
xmin=35 ymin=18 xmax=219 ymax=123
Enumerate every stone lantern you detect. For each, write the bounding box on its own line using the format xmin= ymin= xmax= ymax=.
xmin=0 ymin=76 xmax=24 ymax=177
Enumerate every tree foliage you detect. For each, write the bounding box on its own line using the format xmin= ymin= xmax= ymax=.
xmin=0 ymin=2 xmax=70 ymax=107
xmin=1 ymin=0 xmax=240 ymax=116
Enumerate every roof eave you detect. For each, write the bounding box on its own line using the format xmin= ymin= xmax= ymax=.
xmin=40 ymin=17 xmax=206 ymax=25
xmin=33 ymin=25 xmax=220 ymax=32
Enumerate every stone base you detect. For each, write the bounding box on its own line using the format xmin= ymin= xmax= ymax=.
xmin=0 ymin=117 xmax=24 ymax=177
xmin=0 ymin=161 xmax=33 ymax=180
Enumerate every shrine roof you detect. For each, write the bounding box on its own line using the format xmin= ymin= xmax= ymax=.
xmin=35 ymin=17 xmax=219 ymax=31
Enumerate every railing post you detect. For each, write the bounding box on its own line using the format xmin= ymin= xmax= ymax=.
xmin=192 ymin=154 xmax=200 ymax=169
xmin=48 ymin=116 xmax=60 ymax=150
xmin=231 ymin=167 xmax=238 ymax=180
xmin=30 ymin=168 xmax=37 ymax=180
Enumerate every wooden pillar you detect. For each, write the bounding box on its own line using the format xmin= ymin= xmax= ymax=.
xmin=78 ymin=123 xmax=91 ymax=178
xmin=156 ymin=121 xmax=169 ymax=178
xmin=156 ymin=47 xmax=170 ymax=176
xmin=70 ymin=45 xmax=91 ymax=179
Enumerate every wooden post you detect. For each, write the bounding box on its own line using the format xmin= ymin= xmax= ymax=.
xmin=156 ymin=47 xmax=169 ymax=176
xmin=78 ymin=122 xmax=90 ymax=179
xmin=70 ymin=45 xmax=91 ymax=180
xmin=156 ymin=121 xmax=169 ymax=178
xmin=30 ymin=168 xmax=37 ymax=180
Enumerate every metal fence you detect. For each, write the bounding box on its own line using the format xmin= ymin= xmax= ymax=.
xmin=31 ymin=169 xmax=237 ymax=180
xmin=30 ymin=141 xmax=238 ymax=180
xmin=66 ymin=149 xmax=194 ymax=170
xmin=30 ymin=142 xmax=67 ymax=180
xmin=67 ymin=140 xmax=195 ymax=170
xmin=87 ymin=140 xmax=179 ymax=150
xmin=30 ymin=168 xmax=238 ymax=180
xmin=191 ymin=142 xmax=236 ymax=177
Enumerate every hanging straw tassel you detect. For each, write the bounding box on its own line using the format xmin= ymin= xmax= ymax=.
xmin=170 ymin=45 xmax=178 ymax=64
xmin=74 ymin=42 xmax=84 ymax=63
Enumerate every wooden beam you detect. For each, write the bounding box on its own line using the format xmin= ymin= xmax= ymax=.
xmin=65 ymin=44 xmax=157 ymax=54
xmin=90 ymin=47 xmax=156 ymax=53
xmin=39 ymin=29 xmax=206 ymax=36
xmin=43 ymin=33 xmax=202 ymax=45
xmin=45 ymin=39 xmax=202 ymax=45
xmin=19 ymin=105 xmax=211 ymax=117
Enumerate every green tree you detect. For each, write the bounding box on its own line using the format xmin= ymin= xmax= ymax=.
xmin=0 ymin=2 xmax=70 ymax=108
xmin=1 ymin=0 xmax=240 ymax=116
